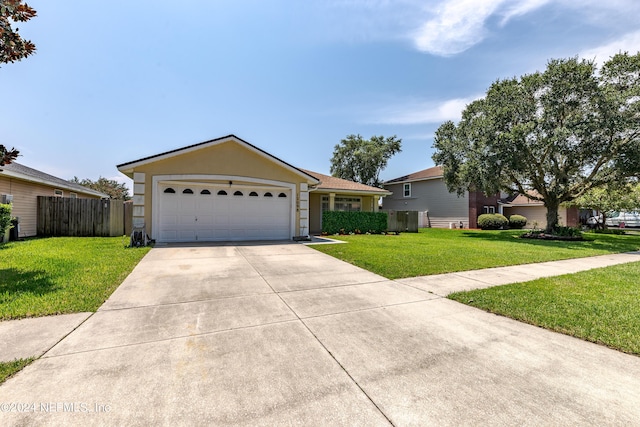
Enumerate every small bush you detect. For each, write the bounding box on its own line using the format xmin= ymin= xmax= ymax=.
xmin=509 ymin=214 xmax=527 ymax=229
xmin=477 ymin=213 xmax=509 ymax=230
xmin=322 ymin=211 xmax=388 ymax=235
xmin=552 ymin=225 xmax=583 ymax=238
xmin=0 ymin=203 xmax=13 ymax=236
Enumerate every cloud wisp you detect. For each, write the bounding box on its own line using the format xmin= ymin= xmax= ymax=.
xmin=367 ymin=95 xmax=482 ymax=125
xmin=581 ymin=30 xmax=640 ymax=65
xmin=410 ymin=0 xmax=551 ymax=56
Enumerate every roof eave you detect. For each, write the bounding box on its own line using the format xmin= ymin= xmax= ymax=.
xmin=384 ymin=175 xmax=443 ymax=185
xmin=1 ymin=169 xmax=108 ymax=198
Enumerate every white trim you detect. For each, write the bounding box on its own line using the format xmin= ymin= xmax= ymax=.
xmin=384 ymin=175 xmax=443 ymax=185
xmin=152 ymin=174 xmax=297 ymax=241
xmin=403 ymin=183 xmax=411 ymax=198
xmin=54 ymin=189 xmax=63 ymax=197
xmin=119 ymin=136 xmax=319 ymax=185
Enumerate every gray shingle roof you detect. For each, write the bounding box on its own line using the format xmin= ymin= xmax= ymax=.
xmin=0 ymin=162 xmax=108 ymax=198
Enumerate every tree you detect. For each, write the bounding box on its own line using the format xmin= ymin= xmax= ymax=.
xmin=70 ymin=176 xmax=131 ymax=200
xmin=433 ymin=53 xmax=640 ymax=232
xmin=1 ymin=0 xmax=37 ymax=64
xmin=570 ymin=182 xmax=640 ymax=229
xmin=0 ymin=144 xmax=19 ymax=165
xmin=330 ymin=134 xmax=402 ymax=187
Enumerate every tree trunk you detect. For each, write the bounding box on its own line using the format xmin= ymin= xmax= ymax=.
xmin=544 ymin=199 xmax=560 ymax=233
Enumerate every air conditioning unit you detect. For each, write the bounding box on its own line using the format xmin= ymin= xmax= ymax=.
xmin=1 ymin=194 xmax=13 ymax=204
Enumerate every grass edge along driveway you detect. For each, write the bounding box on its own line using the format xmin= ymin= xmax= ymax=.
xmin=449 ymin=261 xmax=640 ymax=356
xmin=1 ymin=236 xmax=150 ymax=321
xmin=309 ymin=228 xmax=640 ymax=279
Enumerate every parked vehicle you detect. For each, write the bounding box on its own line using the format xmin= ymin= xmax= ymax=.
xmin=586 ymin=215 xmax=603 ymax=228
xmin=605 ymin=211 xmax=640 ymax=227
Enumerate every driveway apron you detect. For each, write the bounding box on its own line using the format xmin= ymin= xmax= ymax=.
xmin=1 ymin=242 xmax=640 ymax=426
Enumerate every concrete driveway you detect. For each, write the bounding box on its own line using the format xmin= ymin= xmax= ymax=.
xmin=2 ymin=243 xmax=640 ymax=426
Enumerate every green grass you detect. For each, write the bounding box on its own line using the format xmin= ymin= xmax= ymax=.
xmin=0 ymin=237 xmax=150 ymax=320
xmin=310 ymin=228 xmax=640 ymax=279
xmin=449 ymin=262 xmax=640 ymax=355
xmin=0 ymin=358 xmax=34 ymax=384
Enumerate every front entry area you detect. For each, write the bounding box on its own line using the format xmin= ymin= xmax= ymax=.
xmin=157 ymin=183 xmax=291 ymax=242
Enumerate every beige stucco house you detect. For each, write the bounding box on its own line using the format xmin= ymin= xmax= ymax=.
xmin=116 ymin=135 xmax=390 ymax=243
xmin=383 ymin=166 xmax=578 ymax=229
xmin=0 ymin=162 xmax=107 ymax=238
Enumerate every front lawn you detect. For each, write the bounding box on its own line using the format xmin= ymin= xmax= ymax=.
xmin=449 ymin=262 xmax=640 ymax=355
xmin=310 ymin=228 xmax=640 ymax=279
xmin=0 ymin=237 xmax=150 ymax=320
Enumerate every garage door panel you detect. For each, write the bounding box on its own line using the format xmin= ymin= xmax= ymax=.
xmin=158 ymin=184 xmax=291 ymax=242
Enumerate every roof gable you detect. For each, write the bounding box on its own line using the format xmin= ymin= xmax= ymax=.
xmin=384 ymin=166 xmax=443 ymax=184
xmin=0 ymin=162 xmax=107 ymax=197
xmin=117 ymin=135 xmax=319 ymax=184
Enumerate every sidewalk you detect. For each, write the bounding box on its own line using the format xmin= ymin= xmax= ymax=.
xmin=2 ymin=251 xmax=639 ymax=364
xmin=395 ymin=251 xmax=640 ymax=296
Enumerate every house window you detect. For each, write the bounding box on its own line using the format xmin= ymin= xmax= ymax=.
xmin=264 ymin=192 xmax=273 ymax=197
xmin=200 ymin=189 xmax=211 ymax=195
xmin=249 ymin=191 xmax=258 ymax=197
xmin=483 ymin=205 xmax=496 ymax=214
xmin=234 ymin=191 xmax=243 ymax=196
xmin=54 ymin=189 xmax=63 ymax=197
xmin=335 ymin=197 xmax=361 ymax=212
xmin=164 ymin=188 xmax=176 ymax=194
xmin=321 ymin=195 xmax=330 ymax=213
xmin=182 ymin=189 xmax=194 ymax=194
xmin=403 ymin=183 xmax=411 ymax=197
xmin=69 ymin=192 xmax=78 ymax=199
xmin=278 ymin=193 xmax=287 ymax=198
xmin=217 ymin=190 xmax=227 ymax=195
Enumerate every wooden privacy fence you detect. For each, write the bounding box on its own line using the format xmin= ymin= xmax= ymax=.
xmin=37 ymin=197 xmax=133 ymax=237
xmin=382 ymin=210 xmax=419 ymax=233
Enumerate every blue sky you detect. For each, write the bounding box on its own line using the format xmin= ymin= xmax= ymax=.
xmin=3 ymin=0 xmax=640 ymax=189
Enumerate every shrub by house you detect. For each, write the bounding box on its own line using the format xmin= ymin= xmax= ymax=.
xmin=322 ymin=211 xmax=387 ymax=234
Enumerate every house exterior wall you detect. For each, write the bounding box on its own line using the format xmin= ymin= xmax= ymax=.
xmin=468 ymin=191 xmax=501 ymax=228
xmin=308 ymin=192 xmax=377 ymax=234
xmin=0 ymin=176 xmax=101 ymax=237
xmin=383 ymin=178 xmax=469 ymax=228
xmin=128 ymin=141 xmax=310 ymax=238
xmin=502 ymin=206 xmax=578 ymax=229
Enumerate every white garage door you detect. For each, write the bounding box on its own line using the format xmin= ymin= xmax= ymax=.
xmin=158 ymin=184 xmax=291 ymax=242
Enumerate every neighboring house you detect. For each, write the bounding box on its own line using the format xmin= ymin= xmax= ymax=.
xmin=0 ymin=162 xmax=107 ymax=237
xmin=383 ymin=166 xmax=578 ymax=229
xmin=383 ymin=166 xmax=499 ymax=228
xmin=116 ymin=135 xmax=390 ymax=243
xmin=499 ymin=193 xmax=579 ymax=230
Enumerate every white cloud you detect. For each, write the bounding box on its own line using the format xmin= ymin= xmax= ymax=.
xmin=581 ymin=30 xmax=640 ymax=65
xmin=369 ymin=95 xmax=482 ymax=125
xmin=412 ymin=0 xmax=502 ymax=56
xmin=411 ymin=0 xmax=551 ymax=56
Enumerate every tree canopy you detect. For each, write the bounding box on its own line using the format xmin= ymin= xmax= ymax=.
xmin=571 ymin=182 xmax=640 ymax=228
xmin=433 ymin=53 xmax=640 ymax=232
xmin=70 ymin=177 xmax=131 ymax=200
xmin=1 ymin=0 xmax=37 ymax=64
xmin=330 ymin=134 xmax=402 ymax=187
xmin=0 ymin=144 xmax=19 ymax=166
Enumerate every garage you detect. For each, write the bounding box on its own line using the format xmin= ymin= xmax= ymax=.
xmin=157 ymin=183 xmax=292 ymax=242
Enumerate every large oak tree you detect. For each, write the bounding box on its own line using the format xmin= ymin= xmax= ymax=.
xmin=1 ymin=0 xmax=37 ymax=64
xmin=330 ymin=134 xmax=402 ymax=187
xmin=433 ymin=53 xmax=640 ymax=232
